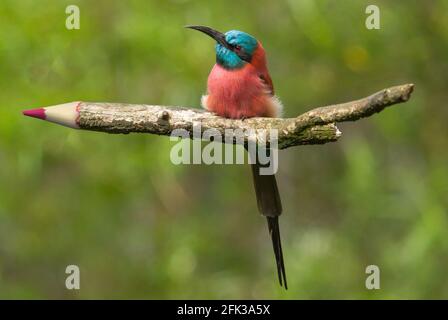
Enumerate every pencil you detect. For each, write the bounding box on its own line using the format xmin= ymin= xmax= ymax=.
xmin=23 ymin=101 xmax=81 ymax=129
xmin=20 ymin=84 xmax=413 ymax=147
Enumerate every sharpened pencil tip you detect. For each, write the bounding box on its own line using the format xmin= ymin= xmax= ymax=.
xmin=23 ymin=108 xmax=46 ymax=120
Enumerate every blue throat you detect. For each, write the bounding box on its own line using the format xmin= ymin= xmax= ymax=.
xmin=216 ymin=44 xmax=245 ymax=69
xmin=215 ymin=30 xmax=258 ymax=70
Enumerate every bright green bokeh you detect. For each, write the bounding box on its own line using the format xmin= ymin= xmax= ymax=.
xmin=0 ymin=0 xmax=447 ymax=299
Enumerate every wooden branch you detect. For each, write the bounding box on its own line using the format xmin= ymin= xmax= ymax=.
xmin=24 ymin=84 xmax=414 ymax=149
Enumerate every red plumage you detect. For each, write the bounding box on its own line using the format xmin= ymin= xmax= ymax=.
xmin=194 ymin=27 xmax=288 ymax=289
xmin=202 ymin=42 xmax=282 ymax=119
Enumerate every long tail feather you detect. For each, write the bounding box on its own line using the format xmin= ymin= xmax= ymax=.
xmin=267 ymin=216 xmax=287 ymax=289
xmin=251 ymin=161 xmax=287 ymax=289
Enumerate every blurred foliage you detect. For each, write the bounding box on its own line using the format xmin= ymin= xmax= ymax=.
xmin=0 ymin=0 xmax=447 ymax=299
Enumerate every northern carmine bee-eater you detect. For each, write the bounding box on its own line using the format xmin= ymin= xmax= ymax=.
xmin=186 ymin=26 xmax=287 ymax=289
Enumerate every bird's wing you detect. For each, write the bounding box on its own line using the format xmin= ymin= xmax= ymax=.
xmin=259 ymin=71 xmax=275 ymax=96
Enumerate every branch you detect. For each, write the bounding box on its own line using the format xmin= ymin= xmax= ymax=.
xmin=24 ymin=84 xmax=414 ymax=149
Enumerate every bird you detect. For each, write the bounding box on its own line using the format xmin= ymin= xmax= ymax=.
xmin=186 ymin=25 xmax=287 ymax=289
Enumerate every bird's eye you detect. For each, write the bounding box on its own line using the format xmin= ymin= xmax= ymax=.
xmin=234 ymin=45 xmax=241 ymax=51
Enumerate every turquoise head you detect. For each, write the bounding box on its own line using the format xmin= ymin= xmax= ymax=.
xmin=186 ymin=26 xmax=258 ymax=69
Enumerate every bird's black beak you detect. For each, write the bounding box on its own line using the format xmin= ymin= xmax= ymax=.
xmin=185 ymin=25 xmax=232 ymax=50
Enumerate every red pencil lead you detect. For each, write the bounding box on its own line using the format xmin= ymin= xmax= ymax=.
xmin=21 ymin=102 xmax=80 ymax=129
xmin=23 ymin=108 xmax=46 ymax=120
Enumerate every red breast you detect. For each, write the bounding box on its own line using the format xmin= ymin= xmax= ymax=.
xmin=204 ymin=44 xmax=277 ymax=119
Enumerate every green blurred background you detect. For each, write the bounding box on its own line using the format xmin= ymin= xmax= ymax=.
xmin=0 ymin=0 xmax=447 ymax=299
